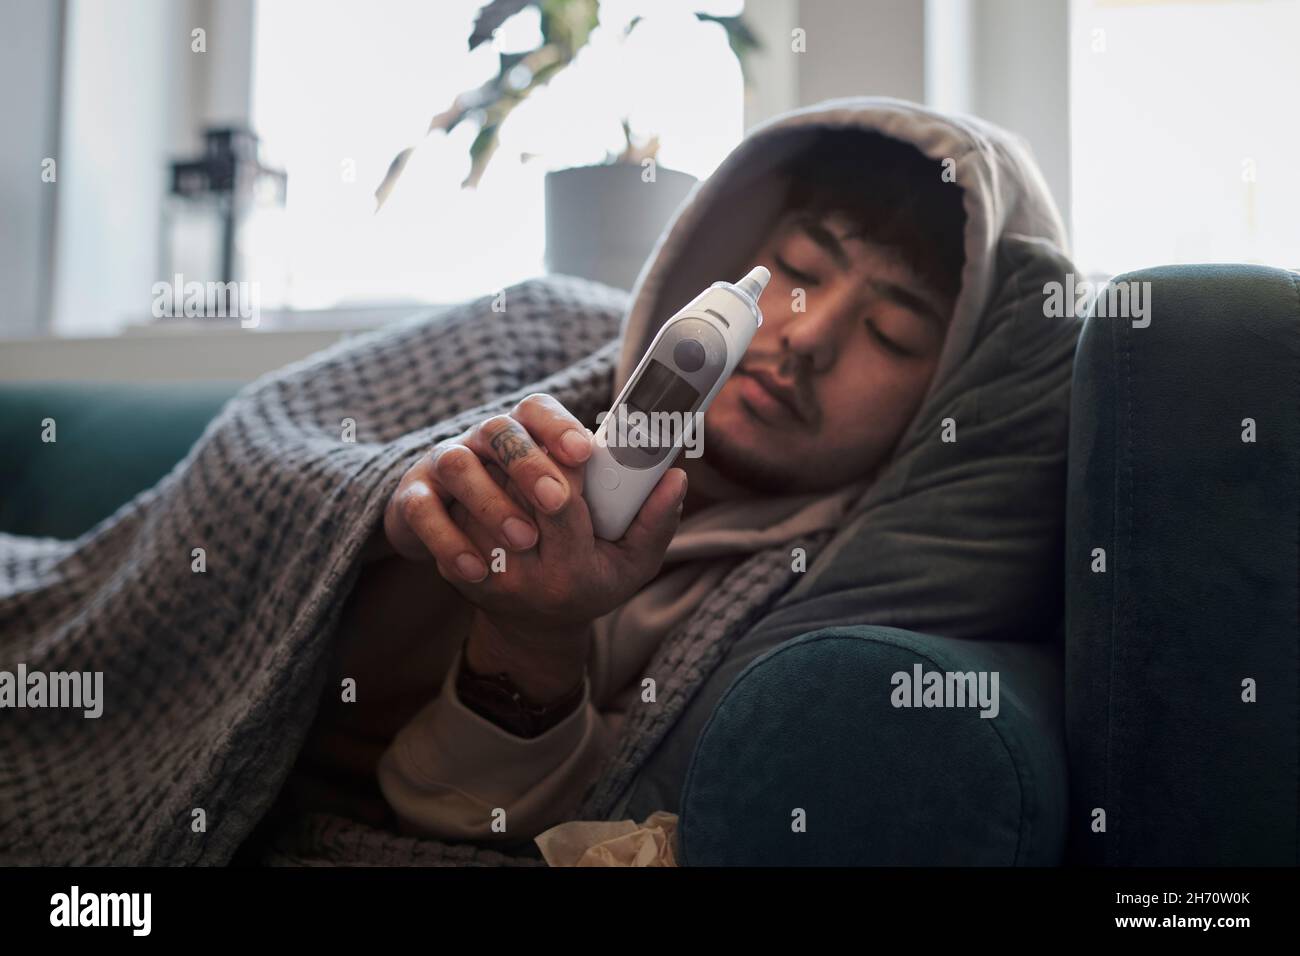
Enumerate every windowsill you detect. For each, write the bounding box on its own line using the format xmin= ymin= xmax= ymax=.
xmin=117 ymin=303 xmax=441 ymax=336
xmin=0 ymin=304 xmax=450 ymax=384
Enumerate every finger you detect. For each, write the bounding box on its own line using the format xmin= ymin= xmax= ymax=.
xmin=481 ymin=461 xmax=534 ymax=515
xmin=384 ymin=457 xmax=441 ymax=561
xmin=466 ymin=414 xmax=574 ymax=516
xmin=446 ymin=500 xmax=506 ymax=579
xmin=430 ymin=443 xmax=539 ymax=552
xmin=388 ymin=476 xmax=489 ymax=583
xmin=509 ymin=393 xmax=594 ymax=467
xmin=615 ymin=468 xmax=688 ymax=575
xmin=533 ymin=461 xmax=595 ymax=562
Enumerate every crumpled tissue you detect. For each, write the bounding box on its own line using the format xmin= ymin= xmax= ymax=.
xmin=534 ymin=811 xmax=680 ymax=867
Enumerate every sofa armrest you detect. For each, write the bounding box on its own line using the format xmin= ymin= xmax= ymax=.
xmin=1066 ymin=264 xmax=1300 ymax=865
xmin=678 ymin=625 xmax=1067 ymax=865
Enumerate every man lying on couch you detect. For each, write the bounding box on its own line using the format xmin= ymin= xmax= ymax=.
xmin=0 ymin=98 xmax=1080 ymax=866
xmin=286 ymin=100 xmax=1080 ymax=857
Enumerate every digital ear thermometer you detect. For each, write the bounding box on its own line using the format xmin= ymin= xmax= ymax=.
xmin=584 ymin=266 xmax=769 ymax=540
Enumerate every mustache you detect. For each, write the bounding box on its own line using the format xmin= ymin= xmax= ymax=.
xmin=739 ymin=348 xmax=822 ymax=427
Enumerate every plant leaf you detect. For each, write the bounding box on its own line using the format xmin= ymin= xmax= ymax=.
xmin=695 ymin=12 xmax=762 ymax=51
xmin=463 ymin=122 xmax=502 ymax=188
xmin=695 ymin=12 xmax=762 ymax=85
xmin=374 ymin=146 xmax=416 ymax=211
xmin=387 ymin=0 xmax=598 ymax=199
xmin=428 ymin=94 xmax=473 ymax=134
xmin=469 ymin=0 xmax=538 ymax=51
xmin=539 ymin=0 xmax=599 ymax=55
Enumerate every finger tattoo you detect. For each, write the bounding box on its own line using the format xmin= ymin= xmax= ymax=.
xmin=490 ymin=422 xmax=536 ymax=467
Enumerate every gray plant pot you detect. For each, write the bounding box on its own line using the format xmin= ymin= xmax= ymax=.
xmin=544 ymin=162 xmax=698 ymax=291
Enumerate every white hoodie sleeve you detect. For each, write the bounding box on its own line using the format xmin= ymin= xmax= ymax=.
xmin=376 ymin=644 xmax=612 ymax=842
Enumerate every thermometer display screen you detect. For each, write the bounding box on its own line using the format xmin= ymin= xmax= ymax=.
xmin=626 ymin=359 xmax=701 ymax=417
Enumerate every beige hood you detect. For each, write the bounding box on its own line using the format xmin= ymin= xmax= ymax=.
xmin=614 ymin=96 xmax=1069 ymax=404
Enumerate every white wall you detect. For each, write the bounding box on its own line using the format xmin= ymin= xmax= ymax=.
xmin=744 ymin=0 xmax=932 ymax=127
xmin=925 ymin=0 xmax=1071 ymax=237
xmin=51 ymin=0 xmax=190 ymax=336
xmin=0 ymin=0 xmax=65 ymax=338
xmin=967 ymin=0 xmax=1071 ymax=239
xmin=48 ymin=0 xmax=254 ymax=337
xmin=798 ymin=0 xmax=927 ymax=104
xmin=744 ymin=0 xmax=1071 ymax=238
xmin=742 ymin=0 xmax=799 ymax=130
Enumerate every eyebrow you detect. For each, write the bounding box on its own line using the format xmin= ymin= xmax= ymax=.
xmin=796 ymin=217 xmax=950 ymax=328
xmin=797 ymin=217 xmax=852 ymax=270
xmin=869 ymin=280 xmax=949 ymax=329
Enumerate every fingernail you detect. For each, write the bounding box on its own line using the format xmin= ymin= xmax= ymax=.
xmin=677 ymin=472 xmax=689 ymax=502
xmin=502 ymin=516 xmax=537 ymax=550
xmin=561 ymin=428 xmax=592 ymax=461
xmin=455 ymin=553 xmax=488 ymax=581
xmin=535 ymin=475 xmax=567 ymax=512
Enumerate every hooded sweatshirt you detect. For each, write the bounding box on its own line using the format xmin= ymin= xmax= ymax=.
xmin=373 ymin=97 xmax=1070 ymax=843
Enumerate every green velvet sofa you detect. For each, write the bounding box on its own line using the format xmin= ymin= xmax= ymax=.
xmin=2 ymin=264 xmax=1296 ymax=866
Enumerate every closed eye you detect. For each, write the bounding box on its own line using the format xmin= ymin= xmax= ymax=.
xmin=865 ymin=319 xmax=915 ymax=358
xmin=774 ymin=253 xmax=820 ymax=287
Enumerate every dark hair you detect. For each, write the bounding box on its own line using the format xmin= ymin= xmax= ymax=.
xmin=780 ymin=129 xmax=967 ymax=305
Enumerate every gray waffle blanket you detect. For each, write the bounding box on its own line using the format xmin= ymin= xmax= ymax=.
xmin=2 ymin=97 xmax=1083 ymax=865
xmin=0 ymin=276 xmax=643 ymax=865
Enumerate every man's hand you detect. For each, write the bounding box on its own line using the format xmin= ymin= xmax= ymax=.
xmin=383 ymin=393 xmax=594 ymax=573
xmin=382 ymin=392 xmax=687 ymax=634
xmin=448 ymin=452 xmax=684 ymax=706
xmin=445 ymin=454 xmax=685 ymax=640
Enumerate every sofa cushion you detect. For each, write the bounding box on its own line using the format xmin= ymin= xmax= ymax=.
xmin=0 ymin=381 xmax=239 ymax=538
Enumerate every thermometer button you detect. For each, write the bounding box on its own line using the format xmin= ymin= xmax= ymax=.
xmin=673 ymin=338 xmax=706 ymax=373
xmin=598 ymin=466 xmax=621 ymax=490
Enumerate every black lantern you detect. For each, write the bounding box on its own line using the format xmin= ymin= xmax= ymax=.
xmin=161 ymin=127 xmax=288 ymax=313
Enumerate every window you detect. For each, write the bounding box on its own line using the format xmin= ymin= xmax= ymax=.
xmin=1069 ymin=0 xmax=1300 ymax=276
xmin=250 ymin=0 xmax=745 ymax=310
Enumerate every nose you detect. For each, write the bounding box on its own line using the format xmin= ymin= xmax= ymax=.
xmin=765 ymin=287 xmax=850 ymax=374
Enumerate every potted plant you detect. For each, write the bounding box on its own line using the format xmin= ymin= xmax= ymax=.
xmin=375 ymin=0 xmax=760 ymax=290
